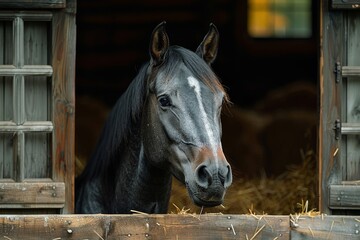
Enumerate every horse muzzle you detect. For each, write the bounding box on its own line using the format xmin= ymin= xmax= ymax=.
xmin=186 ymin=155 xmax=232 ymax=207
xmin=171 ymin=143 xmax=233 ymax=207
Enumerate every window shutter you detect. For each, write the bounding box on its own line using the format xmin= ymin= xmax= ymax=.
xmin=0 ymin=0 xmax=75 ymax=213
xmin=320 ymin=0 xmax=360 ymax=214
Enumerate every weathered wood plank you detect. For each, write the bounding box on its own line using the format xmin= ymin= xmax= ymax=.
xmin=0 ymin=133 xmax=13 ymax=179
xmin=319 ymin=0 xmax=346 ymax=214
xmin=0 ymin=11 xmax=52 ymax=21
xmin=0 ymin=0 xmax=66 ymax=9
xmin=345 ymin=11 xmax=360 ymax=181
xmin=0 ymin=121 xmax=53 ymax=132
xmin=0 ymin=65 xmax=53 ymax=76
xmin=15 ymin=131 xmax=25 ymax=181
xmin=331 ymin=0 xmax=360 ymax=10
xmin=25 ymin=133 xmax=52 ymax=178
xmin=23 ymin=20 xmax=52 ymax=179
xmin=342 ymin=66 xmax=360 ymax=77
xmin=0 ymin=22 xmax=14 ymax=180
xmin=0 ymin=182 xmax=65 ymax=206
xmin=291 ymin=215 xmax=360 ymax=239
xmin=0 ymin=215 xmax=289 ymax=240
xmin=51 ymin=0 xmax=76 ymax=213
xmin=13 ymin=17 xmax=25 ymax=126
xmin=329 ymin=185 xmax=360 ymax=209
xmin=342 ymin=123 xmax=360 ymax=134
xmin=0 ymin=215 xmax=359 ymax=239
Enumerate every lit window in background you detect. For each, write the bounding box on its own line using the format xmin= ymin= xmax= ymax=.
xmin=248 ymin=0 xmax=312 ymax=38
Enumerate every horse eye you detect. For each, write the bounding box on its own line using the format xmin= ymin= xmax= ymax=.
xmin=158 ymin=95 xmax=171 ymax=107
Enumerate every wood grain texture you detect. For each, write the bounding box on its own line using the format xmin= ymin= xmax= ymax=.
xmin=0 ymin=0 xmax=66 ymax=9
xmin=319 ymin=0 xmax=360 ymax=214
xmin=291 ymin=215 xmax=360 ymax=240
xmin=329 ymin=185 xmax=360 ymax=209
xmin=319 ymin=0 xmax=345 ymax=214
xmin=51 ymin=0 xmax=76 ymax=213
xmin=0 ymin=214 xmax=359 ymax=239
xmin=0 ymin=214 xmax=289 ymax=240
xmin=24 ymin=20 xmax=52 ymax=179
xmin=345 ymin=11 xmax=360 ymax=181
xmin=0 ymin=182 xmax=65 ymax=206
xmin=331 ymin=0 xmax=360 ymax=10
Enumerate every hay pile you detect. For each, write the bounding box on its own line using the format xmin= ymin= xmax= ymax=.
xmin=169 ymin=148 xmax=317 ymax=215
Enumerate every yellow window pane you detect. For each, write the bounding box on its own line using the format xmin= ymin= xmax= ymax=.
xmin=249 ymin=0 xmax=270 ymax=8
xmin=273 ymin=13 xmax=288 ymax=36
xmin=248 ymin=11 xmax=273 ymax=37
xmin=248 ymin=0 xmax=312 ymax=38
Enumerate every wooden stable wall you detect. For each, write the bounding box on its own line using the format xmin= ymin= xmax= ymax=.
xmin=0 ymin=214 xmax=360 ymax=239
xmin=319 ymin=0 xmax=360 ymax=214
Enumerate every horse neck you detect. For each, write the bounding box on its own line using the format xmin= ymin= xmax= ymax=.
xmin=113 ymin=143 xmax=173 ymax=213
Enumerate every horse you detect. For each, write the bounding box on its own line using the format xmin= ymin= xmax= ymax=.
xmin=75 ymin=22 xmax=232 ymax=214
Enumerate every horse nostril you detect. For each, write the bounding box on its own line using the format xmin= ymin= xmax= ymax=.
xmin=218 ymin=164 xmax=232 ymax=187
xmin=195 ymin=165 xmax=213 ymax=189
xmin=224 ymin=165 xmax=232 ymax=188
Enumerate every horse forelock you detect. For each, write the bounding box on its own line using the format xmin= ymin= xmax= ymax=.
xmin=159 ymin=46 xmax=229 ymax=104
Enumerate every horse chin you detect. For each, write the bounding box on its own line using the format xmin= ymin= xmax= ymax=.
xmin=185 ymin=183 xmax=224 ymax=207
xmin=191 ymin=194 xmax=224 ymax=207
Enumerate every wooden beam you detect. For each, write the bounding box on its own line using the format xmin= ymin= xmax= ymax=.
xmin=0 ymin=214 xmax=289 ymax=240
xmin=0 ymin=65 xmax=53 ymax=76
xmin=0 ymin=182 xmax=65 ymax=207
xmin=0 ymin=11 xmax=52 ymax=20
xmin=342 ymin=123 xmax=360 ymax=135
xmin=318 ymin=0 xmax=346 ymax=215
xmin=0 ymin=214 xmax=359 ymax=239
xmin=342 ymin=66 xmax=360 ymax=77
xmin=291 ymin=215 xmax=360 ymax=239
xmin=0 ymin=0 xmax=66 ymax=9
xmin=329 ymin=185 xmax=360 ymax=209
xmin=331 ymin=0 xmax=360 ymax=10
xmin=51 ymin=0 xmax=76 ymax=214
xmin=0 ymin=121 xmax=53 ymax=132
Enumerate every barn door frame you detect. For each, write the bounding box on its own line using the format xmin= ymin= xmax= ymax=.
xmin=0 ymin=0 xmax=76 ymax=213
xmin=319 ymin=0 xmax=360 ymax=214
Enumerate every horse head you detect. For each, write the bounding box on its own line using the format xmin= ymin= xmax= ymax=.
xmin=142 ymin=22 xmax=232 ymax=207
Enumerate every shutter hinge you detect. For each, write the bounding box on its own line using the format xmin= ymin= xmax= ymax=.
xmin=334 ymin=62 xmax=342 ymax=83
xmin=334 ymin=119 xmax=341 ymax=140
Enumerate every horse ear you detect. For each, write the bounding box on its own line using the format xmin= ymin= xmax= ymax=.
xmin=149 ymin=21 xmax=169 ymax=66
xmin=196 ymin=23 xmax=219 ymax=65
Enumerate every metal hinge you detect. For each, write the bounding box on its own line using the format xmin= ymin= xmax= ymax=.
xmin=334 ymin=62 xmax=342 ymax=83
xmin=334 ymin=119 xmax=341 ymax=140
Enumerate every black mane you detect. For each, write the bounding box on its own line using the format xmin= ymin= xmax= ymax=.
xmin=75 ymin=63 xmax=148 ymax=189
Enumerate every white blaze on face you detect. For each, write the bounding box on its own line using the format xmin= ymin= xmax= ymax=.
xmin=187 ymin=76 xmax=219 ymax=168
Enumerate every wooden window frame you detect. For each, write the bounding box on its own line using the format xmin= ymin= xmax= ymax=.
xmin=0 ymin=0 xmax=66 ymax=9
xmin=0 ymin=0 xmax=75 ymax=213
